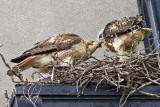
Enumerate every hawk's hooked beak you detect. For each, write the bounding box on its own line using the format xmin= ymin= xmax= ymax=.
xmin=89 ymin=41 xmax=102 ymax=48
xmin=97 ymin=36 xmax=104 ymax=48
xmin=99 ymin=37 xmax=104 ymax=43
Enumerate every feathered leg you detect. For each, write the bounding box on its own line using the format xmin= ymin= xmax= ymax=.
xmin=118 ymin=45 xmax=125 ymax=62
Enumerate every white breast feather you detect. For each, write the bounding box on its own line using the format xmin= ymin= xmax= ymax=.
xmin=112 ymin=37 xmax=123 ymax=51
xmin=36 ymin=56 xmax=54 ymax=67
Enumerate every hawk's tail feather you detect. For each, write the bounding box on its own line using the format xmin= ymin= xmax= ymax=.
xmin=7 ymin=56 xmax=35 ymax=77
xmin=11 ymin=53 xmax=31 ymax=63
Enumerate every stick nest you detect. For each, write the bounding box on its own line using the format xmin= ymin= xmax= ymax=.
xmin=37 ymin=51 xmax=160 ymax=106
xmin=38 ymin=51 xmax=160 ymax=89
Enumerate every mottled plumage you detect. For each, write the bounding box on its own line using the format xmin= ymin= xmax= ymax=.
xmin=8 ymin=34 xmax=100 ymax=76
xmin=102 ymin=15 xmax=144 ymax=39
xmin=11 ymin=34 xmax=82 ymax=63
xmin=98 ymin=15 xmax=152 ymax=62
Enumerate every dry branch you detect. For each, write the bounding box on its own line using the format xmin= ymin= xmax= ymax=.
xmin=0 ymin=53 xmax=24 ymax=82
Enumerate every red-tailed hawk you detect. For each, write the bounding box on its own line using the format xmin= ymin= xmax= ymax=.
xmin=7 ymin=34 xmax=102 ymax=77
xmin=98 ymin=15 xmax=152 ymax=62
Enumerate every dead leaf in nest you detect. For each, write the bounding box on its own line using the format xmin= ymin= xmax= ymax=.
xmin=18 ymin=91 xmax=22 ymax=94
xmin=33 ymin=95 xmax=39 ymax=99
xmin=20 ymin=95 xmax=24 ymax=100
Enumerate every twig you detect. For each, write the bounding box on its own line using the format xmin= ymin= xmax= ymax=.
xmin=121 ymin=78 xmax=160 ymax=106
xmin=0 ymin=53 xmax=24 ymax=82
xmin=119 ymin=73 xmax=130 ymax=107
xmin=0 ymin=53 xmax=11 ymax=69
xmin=5 ymin=90 xmax=9 ymax=102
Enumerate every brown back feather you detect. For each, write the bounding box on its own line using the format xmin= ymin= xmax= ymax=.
xmin=103 ymin=15 xmax=144 ymax=39
xmin=11 ymin=34 xmax=82 ymax=63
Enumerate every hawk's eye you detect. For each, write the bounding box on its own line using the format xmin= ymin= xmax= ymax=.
xmin=88 ymin=41 xmax=95 ymax=45
xmin=90 ymin=41 xmax=94 ymax=43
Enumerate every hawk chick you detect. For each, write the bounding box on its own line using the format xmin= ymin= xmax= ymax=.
xmin=98 ymin=15 xmax=152 ymax=62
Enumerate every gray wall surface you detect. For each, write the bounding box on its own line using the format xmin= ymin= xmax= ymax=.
xmin=0 ymin=0 xmax=139 ymax=106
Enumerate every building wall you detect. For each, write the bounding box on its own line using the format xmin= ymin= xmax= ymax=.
xmin=0 ymin=0 xmax=139 ymax=106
